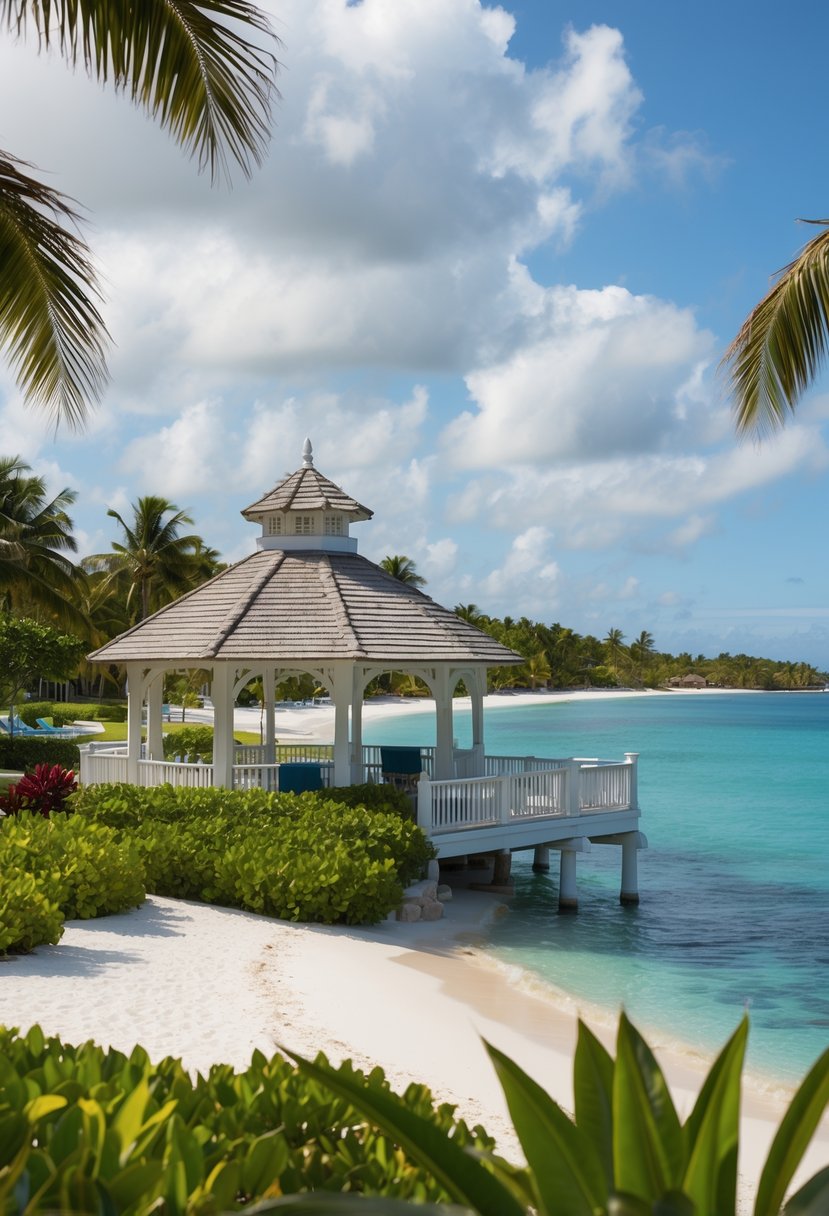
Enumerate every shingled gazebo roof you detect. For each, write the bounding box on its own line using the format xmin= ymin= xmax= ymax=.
xmin=89 ymin=549 xmax=519 ymax=666
xmin=89 ymin=442 xmax=521 ymax=670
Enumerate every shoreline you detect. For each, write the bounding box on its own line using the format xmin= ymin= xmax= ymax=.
xmin=195 ymin=683 xmax=766 ymax=745
xmin=1 ymin=891 xmax=826 ymax=1208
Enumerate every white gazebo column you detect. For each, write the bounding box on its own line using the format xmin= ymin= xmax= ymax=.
xmin=350 ymin=667 xmax=365 ymax=783
xmin=432 ymin=667 xmax=455 ymax=780
xmin=263 ymin=668 xmax=276 ymax=762
xmin=469 ymin=667 xmax=486 ymax=776
xmin=331 ymin=663 xmax=352 ymax=786
xmin=146 ymin=672 xmax=165 ymax=760
xmin=125 ymin=663 xmax=144 ymax=784
xmin=212 ymin=664 xmax=235 ymax=788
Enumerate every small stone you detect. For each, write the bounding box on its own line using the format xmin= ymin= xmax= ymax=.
xmin=397 ymin=902 xmax=422 ymax=922
xmin=426 ymin=859 xmax=440 ymax=882
xmin=437 ymin=884 xmax=453 ymax=902
xmin=420 ymin=901 xmax=444 ymax=921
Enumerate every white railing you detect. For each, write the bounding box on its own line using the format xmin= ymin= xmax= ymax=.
xmin=233 ymin=763 xmax=280 ymax=791
xmin=419 ymin=754 xmax=638 ymax=835
xmin=579 ymin=762 xmax=632 ymax=811
xmin=137 ymin=759 xmax=214 ymax=788
xmin=80 ymin=750 xmax=129 ymax=784
xmin=484 ymin=754 xmax=568 ymax=776
xmin=428 ymin=775 xmax=501 ymax=831
xmin=510 ymin=767 xmax=568 ymax=819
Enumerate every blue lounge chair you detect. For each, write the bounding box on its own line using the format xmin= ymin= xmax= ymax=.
xmin=279 ymin=762 xmax=324 ymax=794
xmin=380 ymin=746 xmax=423 ymax=794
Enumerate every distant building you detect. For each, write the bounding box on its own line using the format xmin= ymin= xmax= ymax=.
xmin=667 ymin=673 xmax=707 ymax=689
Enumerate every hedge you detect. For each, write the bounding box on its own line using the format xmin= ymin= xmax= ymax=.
xmin=0 ymin=736 xmax=80 ymax=771
xmin=0 ymin=1025 xmax=498 ymax=1212
xmin=18 ymin=700 xmax=127 ymax=726
xmin=70 ymin=784 xmax=435 ymax=923
xmin=0 ymin=812 xmax=145 ymax=954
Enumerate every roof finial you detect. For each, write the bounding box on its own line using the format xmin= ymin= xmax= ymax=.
xmin=302 ymin=437 xmax=314 ymax=468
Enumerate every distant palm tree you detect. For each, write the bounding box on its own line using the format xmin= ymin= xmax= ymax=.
xmin=90 ymin=496 xmax=207 ymax=622
xmin=722 ymin=219 xmax=829 ymax=433
xmin=1 ymin=0 xmax=277 ymax=428
xmin=454 ymin=603 xmax=485 ymax=625
xmin=0 ymin=455 xmax=83 ymax=622
xmin=380 ymin=554 xmax=426 ymax=588
xmin=603 ymin=627 xmax=627 ymax=675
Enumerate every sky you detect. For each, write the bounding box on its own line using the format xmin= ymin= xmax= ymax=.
xmin=3 ymin=0 xmax=829 ymax=668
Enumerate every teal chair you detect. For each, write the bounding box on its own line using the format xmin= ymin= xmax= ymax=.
xmin=279 ymin=763 xmax=324 ymax=794
xmin=380 ymin=747 xmax=423 ymax=794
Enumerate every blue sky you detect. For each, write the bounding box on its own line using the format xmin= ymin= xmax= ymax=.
xmin=3 ymin=0 xmax=829 ymax=666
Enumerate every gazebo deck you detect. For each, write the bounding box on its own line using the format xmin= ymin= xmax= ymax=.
xmin=79 ymin=742 xmax=641 ymax=859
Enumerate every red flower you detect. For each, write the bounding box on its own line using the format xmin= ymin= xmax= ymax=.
xmin=0 ymin=763 xmax=77 ymax=818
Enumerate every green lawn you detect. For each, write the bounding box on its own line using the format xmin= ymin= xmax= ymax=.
xmin=89 ymin=722 xmax=261 ymax=746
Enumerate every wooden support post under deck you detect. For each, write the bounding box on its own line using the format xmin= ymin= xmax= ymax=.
xmin=558 ymin=848 xmax=578 ymax=912
xmin=532 ymin=845 xmax=550 ymax=872
xmin=620 ymin=832 xmax=640 ymax=905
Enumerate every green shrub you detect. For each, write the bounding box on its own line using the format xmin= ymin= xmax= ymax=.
xmin=162 ymin=724 xmax=215 ymax=760
xmin=16 ymin=701 xmax=54 ymax=728
xmin=49 ymin=700 xmax=127 ymax=724
xmin=0 ymin=870 xmax=64 ymax=953
xmin=320 ymin=782 xmax=416 ymax=819
xmin=0 ymin=1025 xmax=497 ymax=1213
xmin=0 ymin=812 xmax=145 ymax=951
xmin=70 ymin=784 xmax=434 ymax=922
xmin=0 ymin=736 xmax=80 ymax=771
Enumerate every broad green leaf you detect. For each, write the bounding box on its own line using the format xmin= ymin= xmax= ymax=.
xmin=245 ymin=1197 xmax=474 ymax=1214
xmin=281 ymin=1047 xmax=524 ymax=1216
xmin=111 ymin=1077 xmax=150 ymax=1159
xmin=105 ymin=1160 xmax=165 ymax=1210
xmin=574 ymin=1018 xmax=615 ymax=1191
xmin=682 ymin=1017 xmax=747 ymax=1216
xmin=613 ymin=1013 xmax=683 ymax=1202
xmin=754 ymin=1046 xmax=829 ymax=1216
xmin=485 ymin=1038 xmax=604 ymax=1216
xmin=784 ymin=1165 xmax=829 ymax=1215
xmin=241 ymin=1130 xmax=290 ymax=1194
xmin=23 ymin=1094 xmax=67 ymax=1123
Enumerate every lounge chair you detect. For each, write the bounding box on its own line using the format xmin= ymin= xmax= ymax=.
xmin=278 ymin=762 xmax=324 ymax=794
xmin=380 ymin=746 xmax=423 ymax=795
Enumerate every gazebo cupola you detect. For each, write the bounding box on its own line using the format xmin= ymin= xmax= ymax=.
xmin=242 ymin=439 xmax=372 ymax=555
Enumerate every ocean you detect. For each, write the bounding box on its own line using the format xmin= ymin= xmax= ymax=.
xmin=365 ymin=691 xmax=829 ymax=1085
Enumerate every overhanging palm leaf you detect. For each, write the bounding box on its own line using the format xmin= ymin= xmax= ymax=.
xmin=2 ymin=0 xmax=277 ymax=182
xmin=1 ymin=0 xmax=276 ymax=426
xmin=722 ymin=220 xmax=829 ymax=435
xmin=0 ymin=153 xmax=108 ymax=429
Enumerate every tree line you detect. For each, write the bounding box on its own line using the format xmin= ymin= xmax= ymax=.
xmin=0 ymin=462 xmax=824 ymax=706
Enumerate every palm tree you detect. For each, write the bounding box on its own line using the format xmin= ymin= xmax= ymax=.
xmin=380 ymin=554 xmax=426 ymax=588
xmin=90 ymin=496 xmax=208 ymax=622
xmin=0 ymin=455 xmax=84 ymax=623
xmin=454 ymin=603 xmax=485 ymax=626
xmin=603 ymin=627 xmax=627 ymax=675
xmin=722 ymin=219 xmax=829 ymax=433
xmin=1 ymin=0 xmax=277 ymax=429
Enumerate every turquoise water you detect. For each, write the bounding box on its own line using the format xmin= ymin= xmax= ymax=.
xmin=366 ymin=693 xmax=829 ymax=1083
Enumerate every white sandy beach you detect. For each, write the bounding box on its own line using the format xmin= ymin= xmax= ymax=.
xmin=3 ymin=684 xmax=827 ymax=1209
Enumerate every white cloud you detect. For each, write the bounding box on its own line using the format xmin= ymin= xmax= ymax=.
xmin=119 ymin=402 xmax=228 ymax=497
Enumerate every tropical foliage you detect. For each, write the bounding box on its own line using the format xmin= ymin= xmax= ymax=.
xmin=0 ymin=1013 xmax=824 ymax=1214
xmin=1 ymin=0 xmax=277 ymax=427
xmin=455 ymin=610 xmax=826 ymax=692
xmin=0 ymin=615 xmax=84 ymax=733
xmin=286 ymin=1012 xmax=829 ymax=1216
xmin=0 ymin=456 xmax=82 ymax=624
xmin=87 ymin=495 xmax=219 ymax=623
xmin=380 ymin=554 xmax=427 ymax=587
xmin=723 ymin=219 xmax=829 ymax=434
xmin=0 ymin=1024 xmax=494 ymax=1212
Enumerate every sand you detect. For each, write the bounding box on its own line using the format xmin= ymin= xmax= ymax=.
xmin=3 ymin=684 xmax=827 ymax=1208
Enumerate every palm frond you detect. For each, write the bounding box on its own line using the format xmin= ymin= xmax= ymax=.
xmin=0 ymin=152 xmax=109 ymax=428
xmin=721 ymin=220 xmax=829 ymax=435
xmin=3 ymin=0 xmax=278 ymax=181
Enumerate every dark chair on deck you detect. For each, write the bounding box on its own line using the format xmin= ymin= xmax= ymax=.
xmin=380 ymin=746 xmax=423 ymax=796
xmin=279 ymin=762 xmax=324 ymax=794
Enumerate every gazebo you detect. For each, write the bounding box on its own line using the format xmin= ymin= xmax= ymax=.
xmin=83 ymin=441 xmax=646 ymax=908
xmin=87 ymin=440 xmax=521 ymax=789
